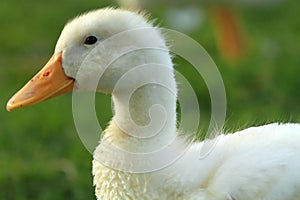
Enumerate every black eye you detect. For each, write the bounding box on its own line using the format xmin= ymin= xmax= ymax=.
xmin=84 ymin=36 xmax=98 ymax=45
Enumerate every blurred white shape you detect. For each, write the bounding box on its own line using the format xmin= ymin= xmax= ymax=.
xmin=117 ymin=0 xmax=140 ymax=9
xmin=261 ymin=38 xmax=280 ymax=60
xmin=165 ymin=6 xmax=205 ymax=33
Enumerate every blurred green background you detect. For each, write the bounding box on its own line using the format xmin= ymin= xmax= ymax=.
xmin=1 ymin=0 xmax=299 ymax=199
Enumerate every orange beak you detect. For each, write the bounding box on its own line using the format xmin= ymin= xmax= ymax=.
xmin=7 ymin=52 xmax=75 ymax=111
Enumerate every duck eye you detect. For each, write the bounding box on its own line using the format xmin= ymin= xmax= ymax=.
xmin=84 ymin=36 xmax=98 ymax=45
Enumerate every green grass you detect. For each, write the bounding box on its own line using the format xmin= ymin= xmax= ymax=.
xmin=1 ymin=0 xmax=300 ymax=199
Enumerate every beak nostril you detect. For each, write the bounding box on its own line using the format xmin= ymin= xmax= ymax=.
xmin=43 ymin=72 xmax=50 ymax=77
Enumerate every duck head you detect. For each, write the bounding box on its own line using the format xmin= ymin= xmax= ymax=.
xmin=7 ymin=8 xmax=172 ymax=111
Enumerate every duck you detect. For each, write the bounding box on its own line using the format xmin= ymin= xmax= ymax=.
xmin=6 ymin=8 xmax=300 ymax=200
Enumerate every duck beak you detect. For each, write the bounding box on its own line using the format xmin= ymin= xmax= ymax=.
xmin=6 ymin=52 xmax=75 ymax=111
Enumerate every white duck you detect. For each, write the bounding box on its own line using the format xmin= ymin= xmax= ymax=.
xmin=7 ymin=8 xmax=300 ymax=200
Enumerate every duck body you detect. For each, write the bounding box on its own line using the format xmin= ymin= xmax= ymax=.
xmin=7 ymin=8 xmax=300 ymax=200
xmin=93 ymin=122 xmax=300 ymax=200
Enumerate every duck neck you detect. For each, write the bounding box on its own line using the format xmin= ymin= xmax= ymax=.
xmin=105 ymin=64 xmax=177 ymax=152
